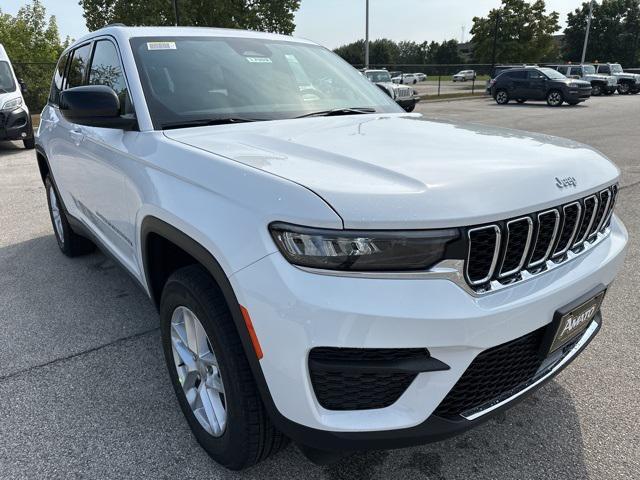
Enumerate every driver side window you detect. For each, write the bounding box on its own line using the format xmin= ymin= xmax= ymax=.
xmin=527 ymin=71 xmax=544 ymax=80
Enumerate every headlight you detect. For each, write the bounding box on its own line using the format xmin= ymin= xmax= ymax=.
xmin=1 ymin=97 xmax=22 ymax=111
xmin=569 ymin=83 xmax=580 ymax=88
xmin=269 ymin=222 xmax=459 ymax=271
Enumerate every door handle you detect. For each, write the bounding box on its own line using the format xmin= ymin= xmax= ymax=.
xmin=69 ymin=127 xmax=84 ymax=145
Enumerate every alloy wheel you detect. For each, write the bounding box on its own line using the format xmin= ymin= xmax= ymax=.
xmin=618 ymin=83 xmax=630 ymax=94
xmin=548 ymin=91 xmax=562 ymax=106
xmin=496 ymin=91 xmax=508 ymax=104
xmin=170 ymin=306 xmax=227 ymax=437
xmin=49 ymin=186 xmax=64 ymax=245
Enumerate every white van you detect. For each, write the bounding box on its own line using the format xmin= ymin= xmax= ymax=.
xmin=0 ymin=44 xmax=34 ymax=149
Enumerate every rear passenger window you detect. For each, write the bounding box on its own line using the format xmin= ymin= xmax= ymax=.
xmin=598 ymin=65 xmax=610 ymax=74
xmin=66 ymin=44 xmax=92 ymax=88
xmin=88 ymin=40 xmax=133 ymax=114
xmin=49 ymin=52 xmax=68 ymax=105
xmin=557 ymin=66 xmax=568 ymax=75
xmin=510 ymin=71 xmax=527 ymax=79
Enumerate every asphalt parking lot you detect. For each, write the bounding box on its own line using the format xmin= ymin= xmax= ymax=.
xmin=1 ymin=95 xmax=638 ymax=479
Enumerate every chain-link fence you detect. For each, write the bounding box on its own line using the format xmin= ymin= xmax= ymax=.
xmin=12 ymin=62 xmax=56 ymax=113
xmin=354 ymin=63 xmax=496 ymax=98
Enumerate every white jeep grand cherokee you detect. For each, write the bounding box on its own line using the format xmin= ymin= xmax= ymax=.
xmin=36 ymin=26 xmax=627 ymax=469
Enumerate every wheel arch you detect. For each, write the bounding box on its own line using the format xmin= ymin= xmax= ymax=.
xmin=139 ymin=215 xmax=293 ymax=438
xmin=35 ymin=145 xmax=50 ymax=185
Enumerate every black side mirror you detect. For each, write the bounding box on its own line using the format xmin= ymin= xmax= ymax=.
xmin=59 ymin=85 xmax=136 ymax=130
xmin=18 ymin=78 xmax=27 ymax=93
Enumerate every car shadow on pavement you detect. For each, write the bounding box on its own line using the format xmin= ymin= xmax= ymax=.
xmin=0 ymin=234 xmax=589 ymax=480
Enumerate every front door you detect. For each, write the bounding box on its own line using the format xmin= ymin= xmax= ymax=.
xmin=526 ymin=70 xmax=547 ymax=99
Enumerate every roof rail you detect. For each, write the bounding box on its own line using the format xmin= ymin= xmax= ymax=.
xmin=105 ymin=23 xmax=126 ymax=27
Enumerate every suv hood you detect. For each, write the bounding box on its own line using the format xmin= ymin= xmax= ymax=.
xmin=165 ymin=114 xmax=619 ymax=229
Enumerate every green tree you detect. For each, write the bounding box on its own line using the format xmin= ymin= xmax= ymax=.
xmin=0 ymin=0 xmax=69 ymax=110
xmin=369 ymin=38 xmax=400 ymax=65
xmin=564 ymin=0 xmax=640 ymax=66
xmin=397 ymin=40 xmax=424 ymax=64
xmin=432 ymin=39 xmax=463 ymax=64
xmin=470 ymin=0 xmax=561 ymax=63
xmin=79 ymin=0 xmax=300 ymax=34
xmin=333 ymin=40 xmax=365 ymax=65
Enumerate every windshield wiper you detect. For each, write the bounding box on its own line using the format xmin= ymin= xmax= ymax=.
xmin=295 ymin=107 xmax=377 ymax=118
xmin=161 ymin=117 xmax=261 ymax=130
xmin=0 ymin=87 xmax=8 ymax=94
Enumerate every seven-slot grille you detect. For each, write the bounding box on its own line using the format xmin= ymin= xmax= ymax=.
xmin=465 ymin=185 xmax=618 ymax=288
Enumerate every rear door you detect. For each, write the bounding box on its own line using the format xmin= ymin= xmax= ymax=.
xmin=508 ymin=70 xmax=528 ymax=97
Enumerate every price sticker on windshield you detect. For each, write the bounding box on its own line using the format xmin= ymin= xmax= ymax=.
xmin=147 ymin=42 xmax=177 ymax=50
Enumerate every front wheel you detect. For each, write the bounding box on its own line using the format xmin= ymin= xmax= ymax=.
xmin=546 ymin=90 xmax=564 ymax=107
xmin=45 ymin=176 xmax=95 ymax=257
xmin=160 ymin=265 xmax=288 ymax=470
xmin=591 ymin=84 xmax=602 ymax=96
xmin=403 ymin=103 xmax=416 ymax=112
xmin=516 ymin=98 xmax=526 ymax=104
xmin=618 ymin=82 xmax=631 ymax=94
xmin=495 ymin=89 xmax=509 ymax=105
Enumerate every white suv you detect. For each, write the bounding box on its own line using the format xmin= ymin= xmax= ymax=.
xmin=36 ymin=26 xmax=628 ymax=470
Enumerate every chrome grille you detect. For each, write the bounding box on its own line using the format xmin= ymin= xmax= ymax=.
xmin=465 ymin=185 xmax=617 ymax=290
xmin=552 ymin=202 xmax=581 ymax=258
xmin=528 ymin=210 xmax=560 ymax=267
xmin=499 ymin=218 xmax=533 ymax=277
xmin=466 ymin=226 xmax=501 ymax=285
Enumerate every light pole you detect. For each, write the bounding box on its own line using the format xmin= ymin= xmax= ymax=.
xmin=365 ymin=0 xmax=370 ymax=68
xmin=173 ymin=0 xmax=180 ymax=26
xmin=581 ymin=0 xmax=594 ymax=64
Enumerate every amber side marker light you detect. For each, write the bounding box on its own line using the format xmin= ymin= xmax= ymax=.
xmin=240 ymin=305 xmax=264 ymax=360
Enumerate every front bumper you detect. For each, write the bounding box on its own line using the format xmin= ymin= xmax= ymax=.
xmin=0 ymin=107 xmax=32 ymax=141
xmin=566 ymin=86 xmax=592 ymax=102
xmin=231 ymin=216 xmax=627 ymax=450
xmin=395 ymin=96 xmax=420 ymax=108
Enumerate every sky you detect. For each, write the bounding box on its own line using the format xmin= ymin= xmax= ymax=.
xmin=2 ymin=0 xmax=583 ymax=47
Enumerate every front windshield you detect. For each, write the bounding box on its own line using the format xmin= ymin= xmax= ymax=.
xmin=583 ymin=65 xmax=596 ymax=74
xmin=365 ymin=71 xmax=392 ymax=82
xmin=611 ymin=64 xmax=623 ymax=73
xmin=0 ymin=62 xmax=17 ymax=92
xmin=130 ymin=36 xmax=400 ymax=128
xmin=539 ymin=67 xmax=566 ymax=80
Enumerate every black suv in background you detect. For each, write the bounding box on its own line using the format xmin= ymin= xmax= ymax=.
xmin=490 ymin=67 xmax=592 ymax=106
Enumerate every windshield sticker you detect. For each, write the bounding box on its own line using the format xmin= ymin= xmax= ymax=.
xmin=147 ymin=42 xmax=177 ymax=50
xmin=246 ymin=57 xmax=272 ymax=63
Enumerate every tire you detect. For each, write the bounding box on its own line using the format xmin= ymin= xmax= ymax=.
xmin=495 ymin=89 xmax=509 ymax=105
xmin=630 ymin=88 xmax=639 ymax=95
xmin=546 ymin=90 xmax=564 ymax=107
xmin=160 ymin=265 xmax=288 ymax=470
xmin=516 ymin=98 xmax=526 ymax=104
xmin=23 ymin=137 xmax=35 ymax=149
xmin=604 ymin=89 xmax=615 ymax=96
xmin=617 ymin=82 xmax=630 ymax=94
xmin=403 ymin=103 xmax=415 ymax=112
xmin=44 ymin=176 xmax=95 ymax=257
xmin=591 ymin=84 xmax=602 ymax=96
